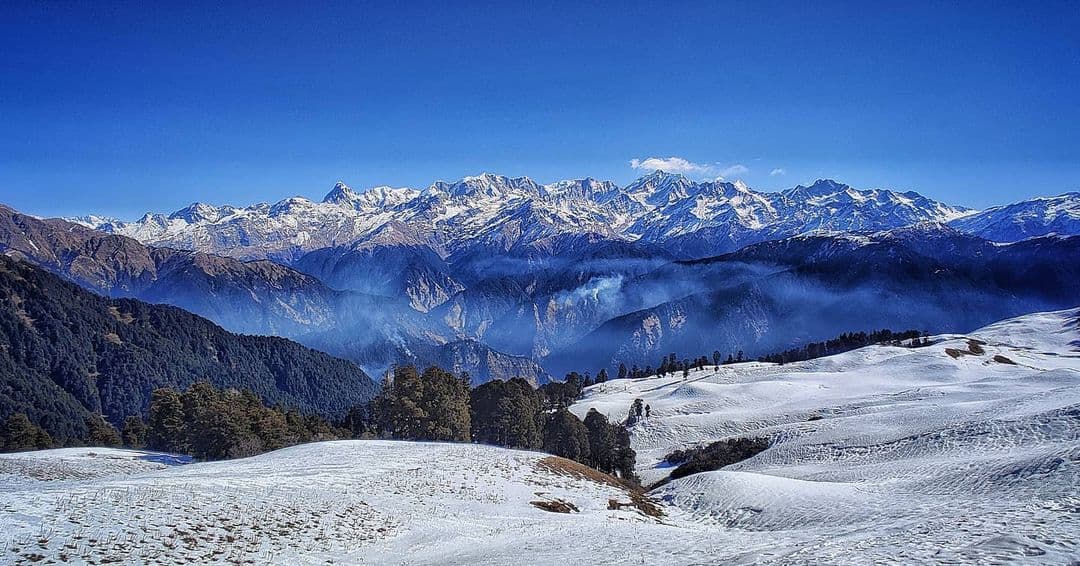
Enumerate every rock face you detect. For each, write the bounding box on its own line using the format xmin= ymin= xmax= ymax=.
xmin=545 ymin=226 xmax=1080 ymax=375
xmin=38 ymin=175 xmax=1080 ymax=382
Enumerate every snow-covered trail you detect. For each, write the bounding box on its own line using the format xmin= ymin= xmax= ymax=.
xmin=572 ymin=307 xmax=1080 ymax=563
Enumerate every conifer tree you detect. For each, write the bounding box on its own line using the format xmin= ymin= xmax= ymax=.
xmin=0 ymin=413 xmax=53 ymax=452
xmin=121 ymin=416 xmax=148 ymax=448
xmin=147 ymin=388 xmax=187 ymax=453
xmin=470 ymin=378 xmax=542 ymax=449
xmin=86 ymin=414 xmax=121 ymax=447
xmin=542 ymin=408 xmax=590 ymax=462
xmin=583 ymin=409 xmax=617 ymax=473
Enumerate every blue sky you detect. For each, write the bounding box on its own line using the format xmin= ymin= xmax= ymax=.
xmin=1 ymin=1 xmax=1078 ymax=218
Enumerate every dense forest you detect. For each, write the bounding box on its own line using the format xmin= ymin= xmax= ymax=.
xmin=0 ymin=256 xmax=377 ymax=444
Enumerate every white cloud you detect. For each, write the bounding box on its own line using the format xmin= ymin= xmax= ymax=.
xmin=770 ymin=168 xmax=787 ymax=177
xmin=629 ymin=156 xmax=712 ymax=175
xmin=716 ymin=164 xmax=749 ymax=179
xmin=630 ymin=156 xmax=751 ymax=180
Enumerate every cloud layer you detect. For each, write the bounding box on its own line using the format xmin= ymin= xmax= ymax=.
xmin=630 ymin=156 xmax=749 ymax=179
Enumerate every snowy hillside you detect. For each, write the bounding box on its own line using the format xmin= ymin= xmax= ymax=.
xmin=571 ymin=308 xmax=1080 ymax=563
xmin=2 ymin=308 xmax=1077 ymax=564
xmin=948 ymin=192 xmax=1080 ymax=242
xmin=1 ymin=443 xmax=705 ymax=565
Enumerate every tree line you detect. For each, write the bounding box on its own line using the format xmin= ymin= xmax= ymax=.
xmin=757 ymin=329 xmax=926 ymax=365
xmin=602 ymin=328 xmax=928 ymax=381
xmin=362 ymin=365 xmax=638 ymax=482
xmin=4 ymin=365 xmax=640 ymax=484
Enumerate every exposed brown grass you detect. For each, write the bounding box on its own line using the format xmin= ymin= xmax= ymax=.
xmin=530 ymin=499 xmax=579 ymax=513
xmin=534 ymin=456 xmax=664 ymax=518
xmin=536 ymin=456 xmax=624 ymax=489
xmin=993 ymin=354 xmax=1017 ymax=365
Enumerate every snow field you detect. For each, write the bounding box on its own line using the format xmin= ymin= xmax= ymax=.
xmin=573 ymin=308 xmax=1080 ymax=563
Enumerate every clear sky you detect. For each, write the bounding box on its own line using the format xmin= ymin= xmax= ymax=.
xmin=2 ymin=1 xmax=1078 ymax=218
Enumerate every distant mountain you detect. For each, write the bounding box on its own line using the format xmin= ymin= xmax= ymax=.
xmin=44 ymin=176 xmax=1080 ymax=382
xmin=948 ymin=192 xmax=1080 ymax=242
xmin=0 ymin=204 xmax=340 ymax=336
xmin=73 ymin=173 xmax=973 ymax=261
xmin=0 ymin=255 xmax=377 ymax=443
xmin=0 ymin=205 xmax=551 ymax=385
xmin=545 ymin=225 xmax=1080 ymax=375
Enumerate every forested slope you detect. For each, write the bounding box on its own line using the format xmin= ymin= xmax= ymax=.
xmin=0 ymin=255 xmax=376 ymax=443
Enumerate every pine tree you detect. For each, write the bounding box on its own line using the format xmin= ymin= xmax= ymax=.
xmin=617 ymin=363 xmax=628 ymax=380
xmin=121 ymin=416 xmax=148 ymax=448
xmin=583 ymin=409 xmax=616 ymax=473
xmin=147 ymin=388 xmax=187 ymax=453
xmin=373 ymin=365 xmax=470 ymax=442
xmin=596 ymin=368 xmax=608 ymax=384
xmin=86 ymin=414 xmax=121 ymax=447
xmin=419 ymin=366 xmax=471 ymax=441
xmin=542 ymin=408 xmax=590 ymax=463
xmin=0 ymin=413 xmax=53 ymax=452
xmin=470 ymin=378 xmax=542 ymax=449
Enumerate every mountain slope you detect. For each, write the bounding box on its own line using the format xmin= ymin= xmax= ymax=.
xmin=1 ymin=309 xmax=1076 ymax=564
xmin=0 ymin=255 xmax=377 ymax=443
xmin=0 ymin=205 xmax=341 ymax=336
xmin=948 ymin=192 xmax=1080 ymax=242
xmin=0 ymin=205 xmax=549 ymax=384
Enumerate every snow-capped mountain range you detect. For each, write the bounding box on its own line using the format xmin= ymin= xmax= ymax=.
xmin=71 ymin=172 xmax=1021 ymax=262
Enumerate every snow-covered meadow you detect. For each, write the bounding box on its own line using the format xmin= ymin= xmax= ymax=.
xmin=2 ymin=308 xmax=1078 ymax=564
xmin=572 ymin=307 xmax=1080 ymax=563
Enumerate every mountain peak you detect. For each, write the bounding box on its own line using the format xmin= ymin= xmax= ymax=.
xmin=168 ymin=202 xmax=226 ymax=223
xmin=322 ymin=181 xmax=359 ymax=205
